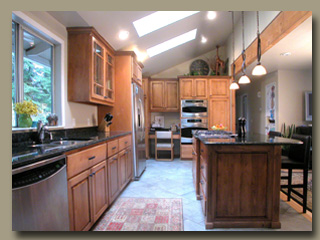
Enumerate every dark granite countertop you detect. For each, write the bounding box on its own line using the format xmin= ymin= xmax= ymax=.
xmin=12 ymin=131 xmax=131 ymax=169
xmin=193 ymin=130 xmax=303 ymax=145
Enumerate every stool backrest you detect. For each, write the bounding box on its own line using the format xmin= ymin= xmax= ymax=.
xmin=288 ymin=134 xmax=311 ymax=167
xmin=156 ymin=131 xmax=172 ymax=139
xmin=269 ymin=131 xmax=282 ymax=137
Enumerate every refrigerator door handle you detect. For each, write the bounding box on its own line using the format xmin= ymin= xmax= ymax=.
xmin=139 ymin=98 xmax=145 ymax=132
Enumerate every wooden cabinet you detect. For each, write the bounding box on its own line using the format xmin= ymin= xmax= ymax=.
xmin=179 ymin=78 xmax=207 ymax=99
xmin=68 ymin=160 xmax=108 ymax=231
xmin=67 ymin=27 xmax=115 ymax=106
xmin=209 ymin=98 xmax=230 ymax=130
xmin=192 ymin=137 xmax=200 ymax=200
xmin=107 ymin=154 xmax=120 ymax=204
xmin=118 ymin=148 xmax=133 ymax=190
xmin=132 ymin=58 xmax=143 ymax=86
xmin=150 ymin=79 xmax=179 ymax=112
xmin=208 ymin=77 xmax=230 ymax=98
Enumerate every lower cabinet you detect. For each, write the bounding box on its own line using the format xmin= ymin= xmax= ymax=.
xmin=67 ymin=134 xmax=133 ymax=231
xmin=68 ymin=161 xmax=108 ymax=231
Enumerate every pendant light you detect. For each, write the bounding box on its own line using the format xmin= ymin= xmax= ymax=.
xmin=238 ymin=11 xmax=251 ymax=84
xmin=229 ymin=11 xmax=240 ymax=90
xmin=252 ymin=11 xmax=267 ymax=76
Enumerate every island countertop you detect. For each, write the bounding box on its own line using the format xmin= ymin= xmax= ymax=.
xmin=193 ymin=130 xmax=303 ymax=145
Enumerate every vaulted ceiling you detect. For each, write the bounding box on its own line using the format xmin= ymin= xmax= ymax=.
xmin=48 ymin=11 xmax=241 ymax=76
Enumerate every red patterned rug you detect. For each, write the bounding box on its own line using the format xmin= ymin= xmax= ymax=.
xmin=92 ymin=198 xmax=183 ymax=231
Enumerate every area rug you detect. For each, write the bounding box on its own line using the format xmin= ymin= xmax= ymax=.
xmin=281 ymin=170 xmax=312 ymax=211
xmin=92 ymin=198 xmax=183 ymax=231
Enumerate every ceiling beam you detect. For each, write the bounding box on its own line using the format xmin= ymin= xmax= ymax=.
xmin=233 ymin=11 xmax=312 ymax=76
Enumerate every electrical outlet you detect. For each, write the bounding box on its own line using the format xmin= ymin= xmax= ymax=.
xmin=72 ymin=118 xmax=76 ymax=126
xmin=87 ymin=118 xmax=91 ymax=126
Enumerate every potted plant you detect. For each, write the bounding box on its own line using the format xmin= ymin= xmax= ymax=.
xmin=281 ymin=123 xmax=296 ymax=156
xmin=14 ymin=100 xmax=38 ymax=128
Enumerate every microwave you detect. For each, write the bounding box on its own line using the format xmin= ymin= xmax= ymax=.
xmin=181 ymin=99 xmax=208 ymax=118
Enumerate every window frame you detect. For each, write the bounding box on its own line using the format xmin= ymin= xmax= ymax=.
xmin=12 ymin=12 xmax=64 ymax=130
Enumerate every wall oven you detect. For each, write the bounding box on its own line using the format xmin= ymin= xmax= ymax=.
xmin=181 ymin=99 xmax=208 ymax=118
xmin=181 ymin=118 xmax=208 ymax=144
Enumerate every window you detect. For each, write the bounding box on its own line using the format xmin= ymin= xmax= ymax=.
xmin=12 ymin=18 xmax=56 ymax=128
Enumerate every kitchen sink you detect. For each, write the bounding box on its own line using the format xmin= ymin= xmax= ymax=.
xmin=28 ymin=140 xmax=91 ymax=149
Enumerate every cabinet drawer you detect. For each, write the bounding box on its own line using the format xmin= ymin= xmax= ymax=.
xmin=119 ymin=135 xmax=131 ymax=151
xmin=108 ymin=139 xmax=119 ymax=157
xmin=67 ymin=143 xmax=107 ymax=179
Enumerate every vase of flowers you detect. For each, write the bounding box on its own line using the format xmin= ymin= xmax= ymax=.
xmin=14 ymin=100 xmax=38 ymax=128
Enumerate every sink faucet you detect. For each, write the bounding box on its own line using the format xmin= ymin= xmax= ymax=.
xmin=37 ymin=120 xmax=49 ymax=143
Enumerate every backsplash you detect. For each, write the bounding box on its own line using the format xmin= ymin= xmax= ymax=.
xmin=12 ymin=126 xmax=98 ymax=147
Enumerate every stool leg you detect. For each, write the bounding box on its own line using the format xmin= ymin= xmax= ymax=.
xmin=287 ymin=169 xmax=292 ymax=201
xmin=302 ymin=169 xmax=308 ymax=213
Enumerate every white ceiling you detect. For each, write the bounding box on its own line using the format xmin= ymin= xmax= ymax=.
xmin=47 ymin=11 xmax=312 ymax=78
xmin=240 ymin=16 xmax=312 ymax=80
xmin=48 ymin=11 xmax=241 ymax=76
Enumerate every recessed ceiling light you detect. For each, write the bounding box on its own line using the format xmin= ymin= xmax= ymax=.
xmin=280 ymin=52 xmax=292 ymax=56
xmin=133 ymin=11 xmax=199 ymax=37
xmin=119 ymin=30 xmax=129 ymax=40
xmin=207 ymin=11 xmax=217 ymax=20
xmin=201 ymin=36 xmax=207 ymax=43
xmin=147 ymin=29 xmax=197 ymax=57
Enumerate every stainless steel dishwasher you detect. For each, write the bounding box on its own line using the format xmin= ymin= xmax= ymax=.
xmin=12 ymin=155 xmax=70 ymax=231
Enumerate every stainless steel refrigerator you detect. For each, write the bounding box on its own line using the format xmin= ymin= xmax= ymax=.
xmin=131 ymin=82 xmax=146 ymax=180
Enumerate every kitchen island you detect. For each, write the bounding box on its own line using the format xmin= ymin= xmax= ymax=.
xmin=192 ymin=131 xmax=302 ymax=229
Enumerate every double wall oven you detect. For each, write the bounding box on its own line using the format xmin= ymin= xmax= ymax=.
xmin=181 ymin=100 xmax=208 ymax=144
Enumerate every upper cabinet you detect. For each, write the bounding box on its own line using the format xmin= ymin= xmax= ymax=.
xmin=150 ymin=79 xmax=179 ymax=112
xmin=180 ymin=78 xmax=207 ymax=99
xmin=132 ymin=58 xmax=143 ymax=86
xmin=67 ymin=27 xmax=115 ymax=106
xmin=208 ymin=77 xmax=230 ymax=98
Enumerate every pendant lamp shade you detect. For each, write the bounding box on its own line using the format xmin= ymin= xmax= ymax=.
xmin=252 ymin=11 xmax=267 ymax=76
xmin=230 ymin=81 xmax=240 ymax=90
xmin=238 ymin=74 xmax=251 ymax=84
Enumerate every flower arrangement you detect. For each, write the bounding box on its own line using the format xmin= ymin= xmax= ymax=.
xmin=211 ymin=124 xmax=227 ymax=130
xmin=14 ymin=100 xmax=38 ymax=116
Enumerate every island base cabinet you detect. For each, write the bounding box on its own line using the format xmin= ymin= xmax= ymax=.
xmin=68 ymin=160 xmax=108 ymax=231
xmin=200 ymin=143 xmax=282 ymax=229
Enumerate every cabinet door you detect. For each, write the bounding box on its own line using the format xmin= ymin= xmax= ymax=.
xmin=91 ymin=161 xmax=108 ymax=222
xmin=118 ymin=150 xmax=127 ymax=190
xmin=105 ymin=52 xmax=115 ymax=102
xmin=150 ymin=81 xmax=165 ymax=111
xmin=165 ymin=81 xmax=179 ymax=112
xmin=208 ymin=78 xmax=230 ymax=98
xmin=194 ymin=78 xmax=207 ymax=98
xmin=180 ymin=78 xmax=193 ymax=99
xmin=107 ymin=155 xmax=120 ymax=204
xmin=126 ymin=148 xmax=133 ymax=182
xmin=92 ymin=39 xmax=105 ymax=100
xmin=209 ymin=98 xmax=230 ymax=130
xmin=68 ymin=170 xmax=92 ymax=231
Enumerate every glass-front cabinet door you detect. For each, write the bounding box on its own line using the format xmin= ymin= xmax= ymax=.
xmin=92 ymin=39 xmax=105 ymax=100
xmin=105 ymin=52 xmax=115 ymax=102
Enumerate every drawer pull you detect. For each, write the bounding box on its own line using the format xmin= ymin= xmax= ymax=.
xmin=88 ymin=156 xmax=95 ymax=160
xmin=112 ymin=146 xmax=117 ymax=150
xmin=200 ymin=165 xmax=204 ymax=169
xmin=113 ymin=157 xmax=117 ymax=161
xmin=201 ymin=149 xmax=204 ymax=153
xmin=125 ymin=141 xmax=128 ymax=144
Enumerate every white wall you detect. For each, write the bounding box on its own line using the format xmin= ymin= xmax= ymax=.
xmin=278 ymin=69 xmax=312 ymax=126
xmin=15 ymin=11 xmax=98 ymax=128
xmin=151 ymin=46 xmax=227 ymax=78
xmin=226 ymin=11 xmax=280 ymax=73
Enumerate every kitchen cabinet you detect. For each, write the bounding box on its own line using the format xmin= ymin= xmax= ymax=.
xmin=179 ymin=78 xmax=207 ymax=99
xmin=107 ymin=154 xmax=120 ymax=204
xmin=208 ymin=77 xmax=230 ymax=98
xmin=150 ymin=79 xmax=179 ymax=112
xmin=68 ymin=160 xmax=108 ymax=231
xmin=67 ymin=27 xmax=115 ymax=106
xmin=132 ymin=58 xmax=143 ymax=86
xmin=208 ymin=98 xmax=230 ymax=130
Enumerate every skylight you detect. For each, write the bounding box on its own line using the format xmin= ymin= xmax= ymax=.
xmin=133 ymin=11 xmax=199 ymax=37
xmin=147 ymin=29 xmax=197 ymax=57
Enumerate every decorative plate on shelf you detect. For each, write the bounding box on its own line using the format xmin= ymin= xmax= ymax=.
xmin=190 ymin=59 xmax=209 ymax=76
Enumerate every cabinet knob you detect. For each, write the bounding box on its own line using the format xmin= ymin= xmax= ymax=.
xmin=112 ymin=146 xmax=117 ymax=150
xmin=88 ymin=156 xmax=96 ymax=160
xmin=200 ymin=165 xmax=204 ymax=169
xmin=104 ymin=96 xmax=108 ymax=99
xmin=200 ymin=180 xmax=204 ymax=184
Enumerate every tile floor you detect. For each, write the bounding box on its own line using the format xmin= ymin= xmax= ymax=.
xmin=115 ymin=158 xmax=312 ymax=231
